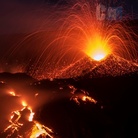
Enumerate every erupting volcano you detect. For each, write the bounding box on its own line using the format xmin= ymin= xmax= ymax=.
xmin=0 ymin=0 xmax=138 ymax=138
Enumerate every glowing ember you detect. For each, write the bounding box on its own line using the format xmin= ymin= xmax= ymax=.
xmin=28 ymin=107 xmax=35 ymax=122
xmin=9 ymin=91 xmax=16 ymax=96
xmin=82 ymin=96 xmax=97 ymax=104
xmin=8 ymin=90 xmax=20 ymax=97
xmin=22 ymin=100 xmax=27 ymax=107
xmin=71 ymin=95 xmax=97 ymax=105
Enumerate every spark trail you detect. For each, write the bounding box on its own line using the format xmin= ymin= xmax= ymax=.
xmin=0 ymin=0 xmax=138 ymax=80
xmin=30 ymin=0 xmax=138 ymax=78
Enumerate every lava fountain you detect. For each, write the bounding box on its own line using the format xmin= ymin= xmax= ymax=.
xmin=85 ymin=31 xmax=111 ymax=61
xmin=53 ymin=0 xmax=138 ymax=64
xmin=1 ymin=0 xmax=138 ymax=78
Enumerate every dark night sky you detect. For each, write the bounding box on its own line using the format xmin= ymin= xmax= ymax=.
xmin=0 ymin=0 xmax=138 ymax=34
xmin=0 ymin=0 xmax=54 ymax=34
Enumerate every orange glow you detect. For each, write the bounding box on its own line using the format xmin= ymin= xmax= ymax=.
xmin=82 ymin=96 xmax=87 ymax=101
xmin=21 ymin=101 xmax=35 ymax=122
xmin=22 ymin=100 xmax=27 ymax=107
xmin=30 ymin=121 xmax=53 ymax=138
xmin=85 ymin=33 xmax=111 ymax=61
xmin=28 ymin=107 xmax=35 ymax=122
xmin=82 ymin=96 xmax=97 ymax=104
xmin=8 ymin=90 xmax=16 ymax=96
xmin=4 ymin=98 xmax=53 ymax=137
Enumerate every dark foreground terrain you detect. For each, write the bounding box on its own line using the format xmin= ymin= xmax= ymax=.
xmin=0 ymin=70 xmax=138 ymax=138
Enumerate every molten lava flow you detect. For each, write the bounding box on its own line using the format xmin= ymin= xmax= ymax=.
xmin=85 ymin=33 xmax=111 ymax=61
xmin=69 ymin=85 xmax=97 ymax=105
xmin=29 ymin=121 xmax=53 ymax=138
xmin=3 ymin=100 xmax=53 ymax=138
xmin=82 ymin=95 xmax=97 ymax=104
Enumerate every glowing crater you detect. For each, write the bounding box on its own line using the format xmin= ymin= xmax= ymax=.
xmin=85 ymin=33 xmax=111 ymax=61
xmin=91 ymin=49 xmax=108 ymax=61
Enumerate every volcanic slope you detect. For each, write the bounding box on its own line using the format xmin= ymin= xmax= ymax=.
xmin=56 ymin=56 xmax=99 ymax=79
xmin=57 ymin=54 xmax=138 ymax=79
